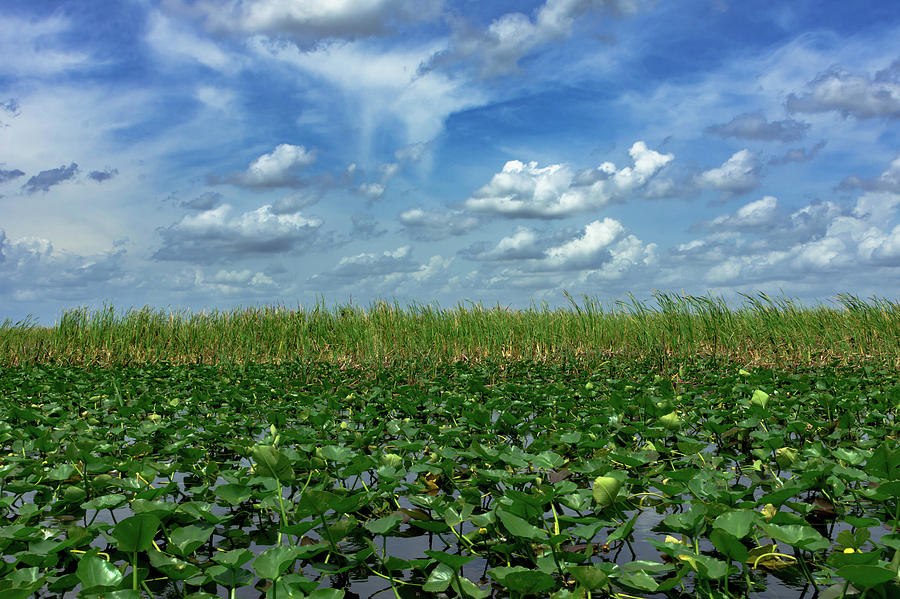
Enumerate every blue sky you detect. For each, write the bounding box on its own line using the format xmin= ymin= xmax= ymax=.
xmin=1 ymin=0 xmax=899 ymax=323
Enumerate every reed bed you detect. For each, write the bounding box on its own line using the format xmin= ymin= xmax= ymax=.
xmin=1 ymin=292 xmax=899 ymax=368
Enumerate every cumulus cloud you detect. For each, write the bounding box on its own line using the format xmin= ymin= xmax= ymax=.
xmin=181 ymin=191 xmax=223 ymax=211
xmin=672 ymin=180 xmax=900 ymax=287
xmin=705 ymin=112 xmax=808 ymax=142
xmin=88 ymin=168 xmax=118 ymax=183
xmin=399 ymin=208 xmax=480 ymax=241
xmin=153 ymin=203 xmax=323 ymax=263
xmin=271 ymin=191 xmax=319 ymax=214
xmin=0 ymin=168 xmax=25 ymax=183
xmin=464 ymin=141 xmax=673 ymax=219
xmin=840 ymin=153 xmax=900 ymax=194
xmin=327 ymin=245 xmax=419 ymax=278
xmin=312 ymin=245 xmax=453 ymax=295
xmin=210 ymin=268 xmax=275 ymax=286
xmin=0 ymin=230 xmax=131 ymax=301
xmin=459 ymin=218 xmax=656 ymax=295
xmin=786 ymin=59 xmax=900 ymax=119
xmin=695 ymin=150 xmax=760 ymax=196
xmin=164 ymin=266 xmax=277 ymax=296
xmin=542 ymin=218 xmax=628 ymax=270
xmin=705 ymin=196 xmax=779 ymax=230
xmin=460 ymin=227 xmax=545 ymax=261
xmin=23 ymin=163 xmax=79 ymax=193
xmin=768 ymin=140 xmax=827 ymax=166
xmin=194 ymin=0 xmax=442 ymax=45
xmin=429 ymin=0 xmax=643 ymax=78
xmin=359 ymin=182 xmax=386 ymax=201
xmin=466 ymin=218 xmax=655 ymax=276
xmin=350 ymin=214 xmax=388 ymax=239
xmin=221 ymin=144 xmax=316 ymax=188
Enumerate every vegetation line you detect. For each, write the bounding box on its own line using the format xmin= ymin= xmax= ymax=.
xmin=1 ymin=291 xmax=898 ymax=368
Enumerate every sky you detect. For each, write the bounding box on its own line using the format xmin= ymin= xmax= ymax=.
xmin=1 ymin=0 xmax=899 ymax=324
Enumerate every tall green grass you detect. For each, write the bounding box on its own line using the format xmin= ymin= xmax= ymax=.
xmin=1 ymin=292 xmax=899 ymax=367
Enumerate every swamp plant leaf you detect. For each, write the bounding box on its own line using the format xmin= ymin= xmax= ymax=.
xmin=76 ymin=555 xmax=123 ymax=590
xmin=566 ymin=565 xmax=610 ymax=590
xmin=497 ymin=510 xmax=548 ymax=540
xmin=254 ymin=545 xmax=302 ymax=580
xmin=592 ymin=473 xmax=624 ymax=508
xmin=251 ymin=445 xmax=294 ymax=483
xmin=111 ymin=514 xmax=160 ymax=553
xmin=423 ymin=563 xmax=454 ymax=592
xmin=168 ymin=524 xmax=214 ymax=556
xmin=835 ymin=565 xmax=897 ymax=588
xmin=712 ymin=509 xmax=758 ymax=539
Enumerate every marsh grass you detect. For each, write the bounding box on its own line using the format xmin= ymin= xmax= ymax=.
xmin=1 ymin=291 xmax=899 ymax=367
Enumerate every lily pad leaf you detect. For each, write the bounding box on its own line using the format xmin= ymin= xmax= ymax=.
xmin=77 ymin=555 xmax=123 ymax=590
xmin=497 ymin=510 xmax=548 ymax=540
xmin=592 ymin=473 xmax=624 ymax=508
xmin=503 ymin=569 xmax=556 ymax=594
xmin=169 ymin=524 xmax=214 ymax=556
xmin=111 ymin=514 xmax=160 ymax=553
xmin=712 ymin=509 xmax=758 ymax=539
xmin=423 ymin=563 xmax=454 ymax=592
xmin=567 ymin=565 xmax=610 ymax=590
xmin=251 ymin=445 xmax=294 ymax=483
xmin=835 ymin=565 xmax=897 ymax=589
xmin=364 ymin=513 xmax=403 ymax=535
xmin=760 ymin=523 xmax=829 ymax=551
xmin=254 ymin=545 xmax=302 ymax=581
xmin=617 ymin=570 xmax=659 ymax=592
xmin=215 ymin=484 xmax=252 ymax=506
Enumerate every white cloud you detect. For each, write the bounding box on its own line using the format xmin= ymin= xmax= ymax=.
xmin=153 ymin=203 xmax=323 ymax=262
xmin=394 ymin=142 xmax=430 ymax=162
xmin=145 ymin=10 xmax=239 ymax=73
xmin=768 ymin=140 xmax=827 ymax=166
xmin=359 ymin=182 xmax=386 ymax=201
xmin=459 ymin=217 xmax=656 ymax=295
xmin=709 ymin=196 xmax=779 ymax=229
xmin=225 ymin=144 xmax=316 ymax=188
xmin=0 ymin=230 xmax=131 ymax=301
xmin=465 ymin=141 xmax=673 ymax=218
xmin=545 ymin=218 xmax=625 ymax=269
xmin=463 ymin=227 xmax=544 ymax=261
xmin=165 ymin=266 xmax=278 ymax=296
xmin=674 ymin=170 xmax=900 ymax=286
xmin=705 ymin=112 xmax=808 ymax=141
xmin=582 ymin=233 xmax=657 ymax=281
xmin=399 ymin=208 xmax=479 ymax=240
xmin=251 ymin=38 xmax=484 ymax=148
xmin=194 ymin=85 xmax=239 ymax=112
xmin=695 ymin=149 xmax=761 ymax=195
xmin=0 ymin=14 xmax=91 ymax=77
xmin=329 ymin=245 xmax=417 ymax=277
xmin=195 ymin=0 xmax=442 ymax=43
xmin=434 ymin=0 xmax=643 ymax=77
xmin=841 ymin=153 xmax=900 ymax=193
xmin=787 ymin=59 xmax=900 ymax=119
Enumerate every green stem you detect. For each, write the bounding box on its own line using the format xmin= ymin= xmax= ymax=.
xmin=132 ymin=550 xmax=138 ymax=591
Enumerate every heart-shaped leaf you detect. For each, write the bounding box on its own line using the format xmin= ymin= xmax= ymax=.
xmin=111 ymin=514 xmax=160 ymax=553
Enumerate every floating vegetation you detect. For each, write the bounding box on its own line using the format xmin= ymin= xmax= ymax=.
xmin=1 ymin=358 xmax=898 ymax=598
